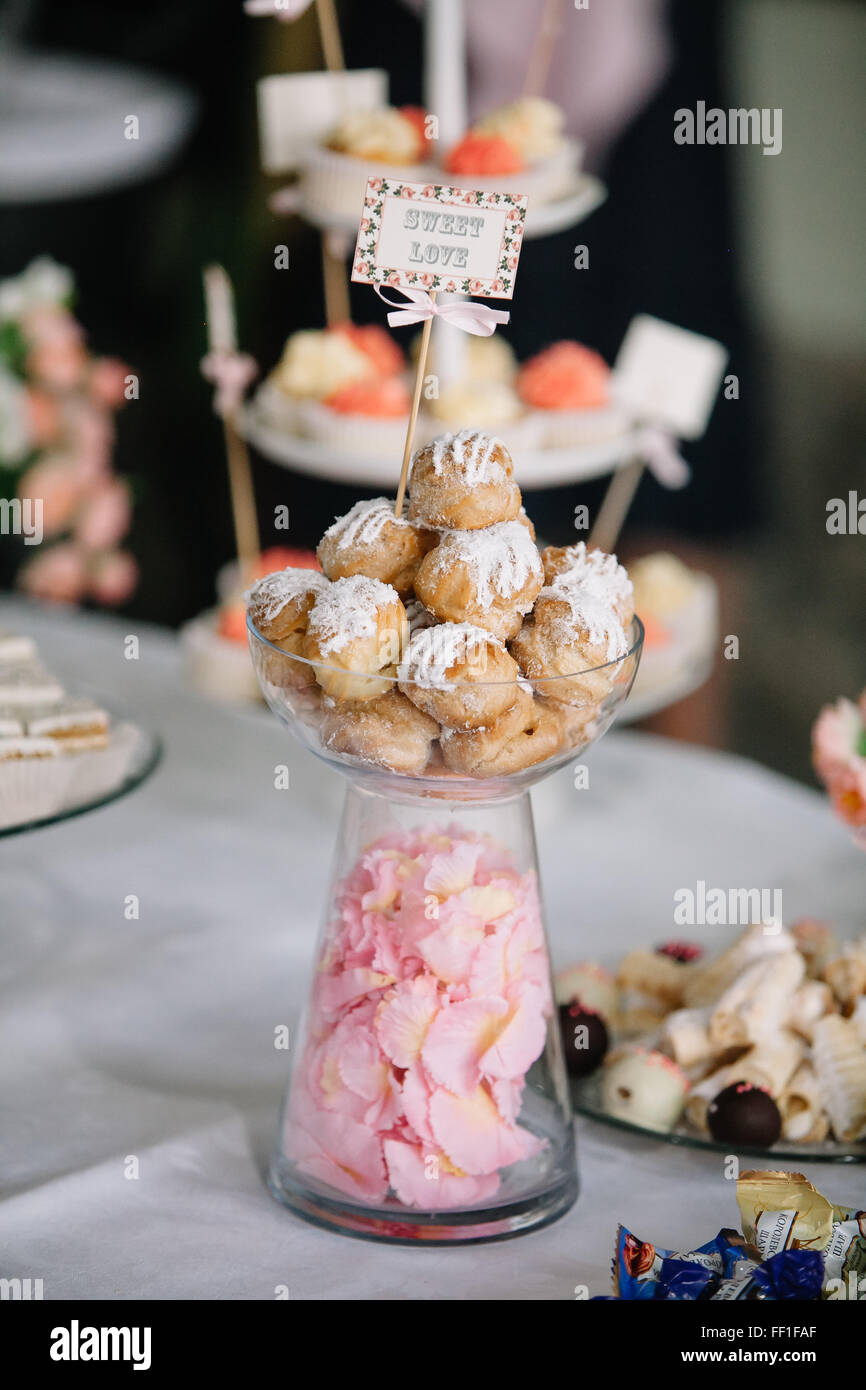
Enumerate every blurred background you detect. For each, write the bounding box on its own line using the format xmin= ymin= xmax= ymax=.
xmin=0 ymin=0 xmax=863 ymax=786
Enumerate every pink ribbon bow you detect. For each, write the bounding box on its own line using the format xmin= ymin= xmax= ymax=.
xmin=634 ymin=425 xmax=691 ymax=489
xmin=374 ymin=285 xmax=510 ymax=337
xmin=201 ymin=351 xmax=258 ymax=418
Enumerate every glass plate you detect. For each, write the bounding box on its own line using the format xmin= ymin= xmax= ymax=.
xmin=571 ymin=1072 xmax=866 ymax=1164
xmin=0 ymin=719 xmax=161 ymax=838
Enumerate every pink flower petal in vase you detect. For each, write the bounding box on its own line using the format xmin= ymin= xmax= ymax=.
xmin=422 ymin=996 xmax=510 ymax=1097
xmin=480 ymin=981 xmax=548 ymax=1083
xmin=490 ymin=1076 xmax=524 ymax=1125
xmin=383 ymin=1138 xmax=500 ymax=1211
xmin=370 ymin=914 xmax=407 ymax=978
xmin=360 ymin=851 xmax=406 ymax=912
xmin=429 ymin=1084 xmax=542 ymax=1176
xmin=316 ymin=967 xmax=396 ymax=1021
xmin=287 ymin=1105 xmax=388 ymax=1204
xmin=337 ymin=1031 xmax=402 ymax=1131
xmin=400 ymin=1063 xmax=437 ymax=1147
xmin=423 ymin=839 xmax=483 ymax=898
xmin=375 ymin=976 xmax=440 ymax=1068
xmin=415 ymin=891 xmax=488 ymax=984
xmin=469 ymin=926 xmax=510 ymax=997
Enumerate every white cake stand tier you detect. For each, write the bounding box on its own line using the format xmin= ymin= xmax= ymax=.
xmin=280 ymin=172 xmax=607 ymax=242
xmin=240 ymin=404 xmax=642 ymax=491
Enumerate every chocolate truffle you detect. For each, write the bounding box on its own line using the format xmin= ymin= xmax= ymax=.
xmin=707 ymin=1081 xmax=782 ymax=1147
xmin=558 ymin=1001 xmax=608 ymax=1077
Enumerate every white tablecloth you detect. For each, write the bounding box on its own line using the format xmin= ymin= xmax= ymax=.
xmin=1 ymin=597 xmax=863 ymax=1300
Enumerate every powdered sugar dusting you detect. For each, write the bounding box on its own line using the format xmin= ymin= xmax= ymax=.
xmin=398 ymin=622 xmax=502 ymax=688
xmin=426 ymin=430 xmax=507 ymax=487
xmin=246 ymin=568 xmax=327 ymax=624
xmin=539 ymin=585 xmax=628 ymax=662
xmin=321 ymin=497 xmax=412 ymax=554
xmin=549 ymin=542 xmax=632 ymax=611
xmin=429 ymin=522 xmax=543 ymax=610
xmin=307 ymin=574 xmax=401 ymax=656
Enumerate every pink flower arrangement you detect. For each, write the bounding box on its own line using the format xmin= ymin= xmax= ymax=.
xmin=285 ymin=826 xmax=552 ymax=1209
xmin=0 ymin=258 xmax=137 ymax=607
xmin=812 ymin=692 xmax=866 ymax=846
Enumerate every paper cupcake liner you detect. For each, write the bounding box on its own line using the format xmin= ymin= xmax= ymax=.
xmin=536 ymin=403 xmax=631 ymax=448
xmin=0 ymin=755 xmax=73 ymax=830
xmin=251 ymin=380 xmax=302 ymax=434
xmin=295 ymin=399 xmax=410 ymax=460
xmin=300 ymin=145 xmax=435 ymax=223
xmin=180 ymin=610 xmax=262 ymax=705
xmin=62 ymin=723 xmax=142 ymax=809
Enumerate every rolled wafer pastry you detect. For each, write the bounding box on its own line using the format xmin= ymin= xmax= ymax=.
xmin=660 ymin=1006 xmax=714 ymax=1069
xmin=685 ymin=1062 xmax=745 ymax=1132
xmin=851 ymin=996 xmax=866 ymax=1046
xmin=785 ymin=980 xmax=834 ymax=1041
xmin=737 ymin=1031 xmax=805 ymax=1096
xmin=823 ymin=938 xmax=866 ymax=1012
xmin=683 ymin=923 xmax=796 ymax=1008
xmin=616 ymin=949 xmax=692 ymax=1009
xmin=790 ymin=918 xmax=837 ymax=979
xmin=616 ymin=1004 xmax=669 ymax=1038
xmin=708 ymin=951 xmax=805 ymax=1050
xmin=811 ymin=1014 xmax=866 ymax=1142
xmin=780 ymin=1062 xmax=831 ymax=1143
xmin=684 ymin=1032 xmax=804 ymax=1132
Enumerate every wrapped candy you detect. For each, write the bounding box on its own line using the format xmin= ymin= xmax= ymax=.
xmin=608 ymin=1172 xmax=864 ymax=1300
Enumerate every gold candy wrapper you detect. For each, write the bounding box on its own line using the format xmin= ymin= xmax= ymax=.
xmin=737 ymin=1170 xmax=866 ymax=1299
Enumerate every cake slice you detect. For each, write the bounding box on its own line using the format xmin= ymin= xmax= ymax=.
xmin=25 ymin=696 xmax=110 ymax=752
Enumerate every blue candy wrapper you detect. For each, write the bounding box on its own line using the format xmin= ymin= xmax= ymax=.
xmin=613 ymin=1226 xmax=745 ymax=1300
xmin=752 ymin=1249 xmax=824 ymax=1300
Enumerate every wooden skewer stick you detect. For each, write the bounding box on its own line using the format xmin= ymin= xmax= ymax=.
xmin=314 ymin=0 xmax=344 ymax=72
xmin=202 ymin=264 xmax=260 ymax=588
xmin=224 ymin=415 xmax=261 ymax=588
xmin=588 ymin=458 xmax=644 ymax=553
xmin=321 ymin=234 xmax=351 ymax=326
xmin=312 ymin=0 xmax=348 ymax=325
xmin=522 ymin=0 xmax=565 ymax=98
xmin=394 ymin=292 xmax=436 ymax=517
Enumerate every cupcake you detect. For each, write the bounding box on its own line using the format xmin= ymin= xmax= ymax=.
xmin=443 ymin=97 xmax=580 ymax=205
xmin=330 ymin=321 xmax=404 ymax=379
xmin=0 ymin=736 xmax=72 ymax=830
xmin=299 ymin=106 xmax=433 ymax=225
xmin=517 ymin=341 xmax=627 ymax=447
xmin=256 ymin=328 xmax=376 ymax=433
xmin=628 ymin=553 xmax=718 ymax=703
xmin=298 ymin=376 xmax=412 ymax=458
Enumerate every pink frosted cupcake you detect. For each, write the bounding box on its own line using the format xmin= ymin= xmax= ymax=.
xmin=517 ymin=341 xmax=627 ymax=447
xmin=298 ymin=376 xmax=411 ymax=459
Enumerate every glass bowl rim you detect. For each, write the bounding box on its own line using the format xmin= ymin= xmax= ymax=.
xmin=246 ymin=612 xmax=644 ymax=689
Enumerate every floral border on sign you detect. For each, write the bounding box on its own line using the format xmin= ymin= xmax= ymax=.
xmin=351 ymin=179 xmax=528 ymax=301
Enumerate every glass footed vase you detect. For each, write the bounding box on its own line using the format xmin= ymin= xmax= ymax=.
xmin=248 ymin=614 xmax=643 ymax=1244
